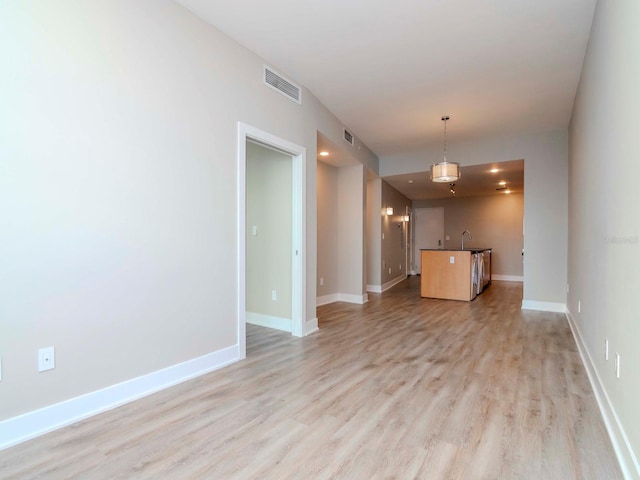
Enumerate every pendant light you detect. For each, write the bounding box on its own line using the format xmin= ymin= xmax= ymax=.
xmin=430 ymin=115 xmax=460 ymax=183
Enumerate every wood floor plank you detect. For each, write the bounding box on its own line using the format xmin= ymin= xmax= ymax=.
xmin=0 ymin=279 xmax=623 ymax=479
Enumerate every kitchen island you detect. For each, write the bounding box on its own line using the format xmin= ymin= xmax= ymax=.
xmin=420 ymin=248 xmax=491 ymax=301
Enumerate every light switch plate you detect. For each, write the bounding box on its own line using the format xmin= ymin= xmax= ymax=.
xmin=450 ymin=256 xmax=455 ymax=264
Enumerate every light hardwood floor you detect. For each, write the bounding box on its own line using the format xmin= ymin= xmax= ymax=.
xmin=0 ymin=279 xmax=623 ymax=479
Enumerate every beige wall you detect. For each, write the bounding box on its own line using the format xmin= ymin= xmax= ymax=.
xmin=246 ymin=142 xmax=292 ymax=321
xmin=568 ymin=0 xmax=640 ymax=474
xmin=380 ymin=130 xmax=567 ymax=306
xmin=366 ymin=177 xmax=382 ymax=287
xmin=316 ymin=161 xmax=338 ymax=298
xmin=337 ymin=165 xmax=366 ymax=299
xmin=380 ymin=181 xmax=411 ymax=285
xmin=0 ymin=0 xmax=379 ymax=423
xmin=413 ymin=193 xmax=524 ymax=277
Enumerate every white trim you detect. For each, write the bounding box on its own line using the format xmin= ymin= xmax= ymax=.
xmin=305 ymin=317 xmax=319 ymax=335
xmin=382 ymin=274 xmax=407 ymax=292
xmin=521 ymin=300 xmax=566 ymax=313
xmin=337 ymin=293 xmax=369 ymax=304
xmin=0 ymin=345 xmax=239 ymax=451
xmin=316 ymin=293 xmax=339 ymax=306
xmin=367 ymin=275 xmax=407 ymax=294
xmin=317 ymin=293 xmax=369 ymax=305
xmin=566 ymin=310 xmax=640 ymax=479
xmin=238 ymin=123 xmax=307 ymax=346
xmin=492 ymin=274 xmax=523 ymax=282
xmin=246 ymin=312 xmax=292 ymax=332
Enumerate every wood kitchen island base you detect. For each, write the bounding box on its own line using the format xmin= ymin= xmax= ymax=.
xmin=420 ymin=248 xmax=491 ymax=301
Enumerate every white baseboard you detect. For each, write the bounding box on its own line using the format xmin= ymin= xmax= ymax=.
xmin=246 ymin=312 xmax=292 ymax=332
xmin=316 ymin=293 xmax=339 ymax=307
xmin=492 ymin=274 xmax=523 ymax=282
xmin=305 ymin=317 xmax=319 ymax=335
xmin=317 ymin=293 xmax=368 ymax=306
xmin=521 ymin=299 xmax=566 ymax=313
xmin=382 ymin=274 xmax=407 ymax=292
xmin=566 ymin=309 xmax=640 ymax=478
xmin=367 ymin=275 xmax=407 ymax=294
xmin=0 ymin=344 xmax=240 ymax=451
xmin=337 ymin=293 xmax=368 ymax=304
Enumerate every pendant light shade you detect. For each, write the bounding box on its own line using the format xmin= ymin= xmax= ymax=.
xmin=431 ymin=162 xmax=460 ymax=183
xmin=430 ymin=116 xmax=460 ymax=183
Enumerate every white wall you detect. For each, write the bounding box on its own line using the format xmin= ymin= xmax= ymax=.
xmin=0 ymin=0 xmax=379 ymax=427
xmin=246 ymin=142 xmax=292 ymax=324
xmin=413 ymin=193 xmax=524 ymax=277
xmin=568 ymin=0 xmax=640 ymax=475
xmin=380 ymin=130 xmax=568 ymax=308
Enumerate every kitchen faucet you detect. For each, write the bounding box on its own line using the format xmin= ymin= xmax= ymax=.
xmin=461 ymin=230 xmax=472 ymax=250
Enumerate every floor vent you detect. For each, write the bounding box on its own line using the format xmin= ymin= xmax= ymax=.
xmin=264 ymin=66 xmax=301 ymax=104
xmin=343 ymin=128 xmax=354 ymax=146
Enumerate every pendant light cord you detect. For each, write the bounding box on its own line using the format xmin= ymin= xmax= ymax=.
xmin=442 ymin=116 xmax=448 ymax=163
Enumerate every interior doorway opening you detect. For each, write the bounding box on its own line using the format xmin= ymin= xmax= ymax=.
xmin=237 ymin=123 xmax=306 ymax=359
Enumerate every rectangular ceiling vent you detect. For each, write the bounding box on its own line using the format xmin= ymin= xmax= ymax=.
xmin=343 ymin=128 xmax=354 ymax=146
xmin=263 ymin=66 xmax=302 ymax=104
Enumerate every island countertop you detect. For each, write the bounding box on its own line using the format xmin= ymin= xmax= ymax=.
xmin=420 ymin=247 xmax=492 ymax=253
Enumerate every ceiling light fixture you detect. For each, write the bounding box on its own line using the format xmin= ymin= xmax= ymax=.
xmin=499 ymin=181 xmax=507 ymax=186
xmin=430 ymin=116 xmax=460 ymax=183
xmin=319 ymin=151 xmax=329 ymax=157
xmin=490 ymin=168 xmax=499 ymax=173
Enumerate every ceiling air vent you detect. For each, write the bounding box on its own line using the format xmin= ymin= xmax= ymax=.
xmin=343 ymin=128 xmax=354 ymax=146
xmin=263 ymin=66 xmax=301 ymax=104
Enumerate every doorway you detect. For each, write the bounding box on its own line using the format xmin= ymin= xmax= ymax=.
xmin=412 ymin=207 xmax=444 ymax=274
xmin=237 ymin=123 xmax=306 ymax=360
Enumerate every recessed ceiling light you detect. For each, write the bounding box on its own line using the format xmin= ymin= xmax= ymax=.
xmin=505 ymin=189 xmax=511 ymax=194
xmin=408 ymin=180 xmax=414 ymax=184
xmin=319 ymin=151 xmax=330 ymax=157
xmin=499 ymin=181 xmax=507 ymax=186
xmin=490 ymin=168 xmax=499 ymax=173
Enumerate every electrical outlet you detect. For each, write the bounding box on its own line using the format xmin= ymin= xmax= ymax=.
xmin=271 ymin=290 xmax=277 ymax=301
xmin=449 ymin=256 xmax=455 ymax=264
xmin=578 ymin=300 xmax=581 ymax=313
xmin=38 ymin=347 xmax=55 ymax=372
xmin=399 ymin=264 xmax=402 ymax=270
xmin=320 ymin=277 xmax=324 ymax=286
xmin=615 ymin=353 xmax=621 ymax=379
xmin=605 ymin=339 xmax=609 ymax=360
xmin=388 ymin=267 xmax=392 ymax=274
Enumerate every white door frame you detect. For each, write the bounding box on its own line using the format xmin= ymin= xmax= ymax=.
xmin=237 ymin=122 xmax=307 ymax=359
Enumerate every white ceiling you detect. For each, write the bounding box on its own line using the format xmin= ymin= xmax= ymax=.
xmin=176 ymin=0 xmax=596 ymax=198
